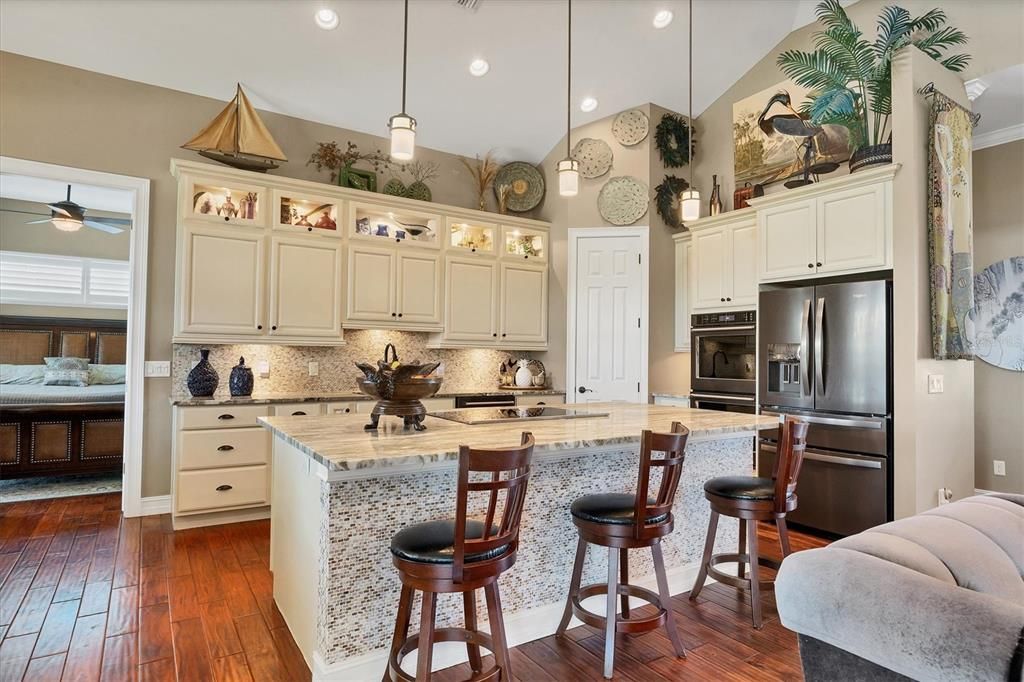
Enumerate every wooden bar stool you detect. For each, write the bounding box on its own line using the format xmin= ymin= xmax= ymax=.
xmin=689 ymin=417 xmax=809 ymax=629
xmin=383 ymin=433 xmax=535 ymax=682
xmin=555 ymin=423 xmax=690 ymax=679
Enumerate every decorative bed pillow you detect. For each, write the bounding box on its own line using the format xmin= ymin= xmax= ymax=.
xmin=0 ymin=364 xmax=47 ymax=385
xmin=89 ymin=364 xmax=127 ymax=385
xmin=43 ymin=357 xmax=91 ymax=387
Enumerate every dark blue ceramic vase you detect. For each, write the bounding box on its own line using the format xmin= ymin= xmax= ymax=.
xmin=229 ymin=357 xmax=254 ymax=397
xmin=187 ymin=349 xmax=218 ymax=397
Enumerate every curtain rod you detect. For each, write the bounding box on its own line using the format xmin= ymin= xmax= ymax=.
xmin=918 ymin=82 xmax=982 ymax=127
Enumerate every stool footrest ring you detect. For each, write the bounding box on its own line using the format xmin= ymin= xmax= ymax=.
xmin=707 ymin=552 xmax=779 ymax=591
xmin=388 ymin=627 xmax=501 ymax=682
xmin=572 ymin=582 xmax=668 ymax=634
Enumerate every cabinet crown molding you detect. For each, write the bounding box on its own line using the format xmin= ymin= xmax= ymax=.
xmin=680 ymin=207 xmax=757 ymax=234
xmin=747 ymin=163 xmax=901 ymax=211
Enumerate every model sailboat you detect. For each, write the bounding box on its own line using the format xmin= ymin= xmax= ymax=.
xmin=182 ymin=84 xmax=287 ymax=172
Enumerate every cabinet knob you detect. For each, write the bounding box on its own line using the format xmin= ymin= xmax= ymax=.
xmin=808 ymin=263 xmax=814 ymax=268
xmin=502 ymin=333 xmax=507 ymax=337
xmin=216 ymin=484 xmax=233 ymax=492
xmin=471 ymin=248 xmax=477 ymax=252
xmin=492 ymin=333 xmax=497 ymax=337
xmin=397 ymin=313 xmax=403 ymax=318
xmin=524 ymin=255 xmax=529 ymax=259
xmin=307 ymin=227 xmax=313 ymax=232
xmin=720 ymin=297 xmax=726 ymax=302
xmin=257 ymin=325 xmax=263 ymax=330
xmin=271 ymin=325 xmax=277 ymax=331
xmin=344 ymin=408 xmax=351 ymax=413
xmin=223 ymin=216 xmax=229 ymax=222
xmin=816 ymin=262 xmax=823 ymax=267
xmin=396 ymin=238 xmax=401 ymax=243
xmin=216 ymin=445 xmax=234 ymax=452
xmin=391 ymin=313 xmax=397 ymax=317
xmin=727 ymin=297 xmax=732 ymax=302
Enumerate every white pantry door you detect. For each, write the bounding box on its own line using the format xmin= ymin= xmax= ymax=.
xmin=572 ymin=234 xmax=645 ymax=403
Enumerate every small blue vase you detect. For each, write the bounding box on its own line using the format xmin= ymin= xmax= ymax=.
xmin=187 ymin=349 xmax=218 ymax=397
xmin=229 ymin=357 xmax=254 ymax=397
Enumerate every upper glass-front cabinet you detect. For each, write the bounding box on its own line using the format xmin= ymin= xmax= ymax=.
xmin=447 ymin=217 xmax=497 ymax=255
xmin=273 ymin=190 xmax=342 ymax=236
xmin=347 ymin=201 xmax=440 ymax=248
xmin=501 ymin=225 xmax=547 ymax=262
xmin=187 ymin=178 xmax=267 ymax=227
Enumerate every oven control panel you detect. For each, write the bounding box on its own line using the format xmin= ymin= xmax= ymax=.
xmin=691 ymin=310 xmax=756 ymax=327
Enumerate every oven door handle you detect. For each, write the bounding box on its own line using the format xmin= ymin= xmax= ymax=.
xmin=690 ymin=392 xmax=756 ymax=402
xmin=693 ymin=325 xmax=756 ymax=333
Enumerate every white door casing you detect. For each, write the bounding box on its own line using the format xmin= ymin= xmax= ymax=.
xmin=568 ymin=229 xmax=648 ymax=404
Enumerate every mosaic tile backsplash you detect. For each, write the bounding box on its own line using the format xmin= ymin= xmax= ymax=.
xmin=172 ymin=330 xmax=542 ymax=397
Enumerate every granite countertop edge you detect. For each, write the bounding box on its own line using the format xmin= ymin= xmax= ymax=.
xmin=169 ymin=388 xmax=566 ymax=406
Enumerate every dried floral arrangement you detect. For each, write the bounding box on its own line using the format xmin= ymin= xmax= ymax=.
xmin=459 ymin=151 xmax=500 ymax=211
xmin=307 ymin=141 xmax=392 ymax=183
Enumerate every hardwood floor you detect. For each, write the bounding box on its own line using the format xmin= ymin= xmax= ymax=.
xmin=0 ymin=492 xmax=828 ymax=681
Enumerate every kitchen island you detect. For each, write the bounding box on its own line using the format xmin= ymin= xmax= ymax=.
xmin=259 ymin=403 xmax=776 ymax=680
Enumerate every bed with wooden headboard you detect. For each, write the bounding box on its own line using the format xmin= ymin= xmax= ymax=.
xmin=0 ymin=316 xmax=126 ymax=479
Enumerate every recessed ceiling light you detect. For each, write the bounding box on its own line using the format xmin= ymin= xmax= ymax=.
xmin=469 ymin=58 xmax=490 ymax=77
xmin=653 ymin=9 xmax=673 ymax=29
xmin=580 ymin=97 xmax=599 ymax=113
xmin=315 ymin=8 xmax=339 ymax=30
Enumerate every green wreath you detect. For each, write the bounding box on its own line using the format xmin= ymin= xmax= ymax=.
xmin=654 ymin=175 xmax=690 ymax=230
xmin=655 ymin=113 xmax=693 ymax=168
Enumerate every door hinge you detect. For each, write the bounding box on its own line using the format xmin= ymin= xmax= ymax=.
xmin=638 ymin=254 xmax=641 ymax=265
xmin=637 ymin=382 xmax=641 ymax=392
xmin=637 ymin=317 xmax=640 ymax=328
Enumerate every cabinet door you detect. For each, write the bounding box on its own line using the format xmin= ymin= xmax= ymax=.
xmin=180 ymin=224 xmax=265 ymax=336
xmin=728 ymin=221 xmax=758 ymax=306
xmin=758 ymin=199 xmax=817 ymax=282
xmin=500 ymin=263 xmax=548 ymax=346
xmin=346 ymin=245 xmax=396 ymax=324
xmin=269 ymin=236 xmax=342 ymax=337
xmin=444 ymin=257 xmax=498 ymax=343
xmin=396 ymin=252 xmax=442 ymax=327
xmin=816 ymin=182 xmax=889 ymax=275
xmin=692 ymin=228 xmax=726 ymax=309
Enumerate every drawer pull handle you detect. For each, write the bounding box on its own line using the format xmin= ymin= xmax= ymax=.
xmin=217 ymin=414 xmax=235 ymax=421
xmin=292 ymin=411 xmax=307 ymax=416
xmin=216 ymin=484 xmax=233 ymax=492
xmin=216 ymin=445 xmax=234 ymax=452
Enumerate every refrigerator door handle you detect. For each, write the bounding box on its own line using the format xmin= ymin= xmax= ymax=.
xmin=759 ymin=410 xmax=886 ymax=430
xmin=801 ymin=298 xmax=812 ymax=396
xmin=805 ymin=450 xmax=883 ymax=470
xmin=814 ymin=296 xmax=825 ymax=397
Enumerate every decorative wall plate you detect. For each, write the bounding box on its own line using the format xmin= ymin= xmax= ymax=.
xmin=494 ymin=161 xmax=545 ymax=212
xmin=598 ymin=176 xmax=649 ymax=226
xmin=612 ymin=109 xmax=649 ymax=147
xmin=970 ymin=256 xmax=1024 ymax=371
xmin=572 ymin=138 xmax=613 ymax=178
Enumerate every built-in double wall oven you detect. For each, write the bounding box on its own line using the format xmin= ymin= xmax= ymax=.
xmin=690 ymin=310 xmax=757 ymax=413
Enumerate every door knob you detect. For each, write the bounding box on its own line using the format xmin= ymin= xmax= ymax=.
xmin=578 ymin=386 xmax=594 ymax=394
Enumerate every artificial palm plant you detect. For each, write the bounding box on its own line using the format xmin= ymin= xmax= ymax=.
xmin=777 ymin=0 xmax=969 ymax=156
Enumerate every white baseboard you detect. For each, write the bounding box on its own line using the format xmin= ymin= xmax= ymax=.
xmin=312 ymin=560 xmax=709 ymax=681
xmin=139 ymin=495 xmax=171 ymax=515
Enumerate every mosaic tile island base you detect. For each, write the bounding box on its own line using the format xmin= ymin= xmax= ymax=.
xmin=260 ymin=403 xmax=777 ymax=680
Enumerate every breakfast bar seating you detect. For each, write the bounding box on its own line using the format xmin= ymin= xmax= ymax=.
xmin=556 ymin=422 xmax=690 ymax=679
xmin=384 ymin=433 xmax=536 ymax=682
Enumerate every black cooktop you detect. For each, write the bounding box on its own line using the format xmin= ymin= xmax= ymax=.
xmin=428 ymin=407 xmax=608 ymax=425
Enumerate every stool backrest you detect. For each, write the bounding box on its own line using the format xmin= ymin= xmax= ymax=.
xmin=633 ymin=422 xmax=689 ymax=539
xmin=771 ymin=417 xmax=809 ymax=512
xmin=453 ymin=432 xmax=535 ymax=582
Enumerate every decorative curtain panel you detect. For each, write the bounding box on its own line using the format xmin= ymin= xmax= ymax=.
xmin=927 ymin=90 xmax=975 ymax=360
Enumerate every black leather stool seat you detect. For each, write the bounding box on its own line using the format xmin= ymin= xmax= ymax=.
xmin=390 ymin=519 xmax=508 ymax=565
xmin=704 ymin=476 xmax=789 ymax=501
xmin=570 ymin=493 xmax=667 ymax=526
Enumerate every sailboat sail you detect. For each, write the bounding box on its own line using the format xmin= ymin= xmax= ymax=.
xmin=182 ymin=84 xmax=287 ymax=170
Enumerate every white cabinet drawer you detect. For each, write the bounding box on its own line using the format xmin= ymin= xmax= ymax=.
xmin=176 ymin=465 xmax=269 ymax=514
xmin=272 ymin=403 xmax=323 ymax=417
xmin=179 ymin=405 xmax=270 ymax=430
xmin=179 ymin=428 xmax=268 ymax=471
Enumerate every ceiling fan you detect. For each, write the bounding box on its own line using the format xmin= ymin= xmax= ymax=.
xmin=3 ymin=185 xmax=130 ymax=234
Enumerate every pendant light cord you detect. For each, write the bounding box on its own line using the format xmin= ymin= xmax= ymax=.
xmin=401 ymin=0 xmax=409 ymax=113
xmin=566 ymin=0 xmax=572 ymax=157
xmin=688 ymin=0 xmax=693 ymax=189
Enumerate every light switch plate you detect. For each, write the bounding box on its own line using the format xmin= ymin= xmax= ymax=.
xmin=308 ymin=361 xmax=319 ymax=377
xmin=257 ymin=360 xmax=270 ymax=378
xmin=994 ymin=460 xmax=1006 ymax=476
xmin=927 ymin=374 xmax=944 ymax=394
xmin=144 ymin=360 xmax=170 ymax=377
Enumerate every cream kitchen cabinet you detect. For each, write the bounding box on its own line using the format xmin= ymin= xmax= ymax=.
xmin=690 ymin=212 xmax=757 ymax=312
xmin=754 ymin=164 xmax=896 ymax=282
xmin=345 ymin=244 xmax=442 ymax=330
xmin=178 ymin=223 xmax=266 ymax=337
xmin=268 ymin=236 xmax=343 ymax=338
xmin=440 ymin=256 xmax=499 ymax=343
xmin=499 ymin=262 xmax=547 ymax=345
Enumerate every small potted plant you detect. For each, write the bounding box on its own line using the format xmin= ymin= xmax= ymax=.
xmin=307 ymin=141 xmax=393 ymax=192
xmin=777 ymin=0 xmax=969 ymax=171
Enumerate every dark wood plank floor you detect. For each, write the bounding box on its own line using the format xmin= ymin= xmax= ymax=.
xmin=1 ymin=492 xmax=828 ymax=681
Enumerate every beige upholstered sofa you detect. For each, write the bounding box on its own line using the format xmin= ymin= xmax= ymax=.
xmin=775 ymin=494 xmax=1024 ymax=681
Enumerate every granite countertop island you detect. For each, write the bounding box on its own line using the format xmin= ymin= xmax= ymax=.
xmin=169 ymin=387 xmax=565 ymax=407
xmin=260 ymin=403 xmax=775 ymax=679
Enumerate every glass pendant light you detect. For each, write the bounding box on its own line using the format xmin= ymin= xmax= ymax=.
xmin=558 ymin=0 xmax=579 ymax=197
xmin=388 ymin=0 xmax=416 ymax=161
xmin=680 ymin=0 xmax=700 ymax=223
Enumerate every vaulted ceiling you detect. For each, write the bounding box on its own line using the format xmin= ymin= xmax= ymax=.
xmin=1 ymin=0 xmax=841 ymax=162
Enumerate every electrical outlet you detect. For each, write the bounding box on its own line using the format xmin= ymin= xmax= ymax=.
xmin=927 ymin=374 xmax=944 ymax=394
xmin=308 ymin=361 xmax=319 ymax=377
xmin=994 ymin=460 xmax=1006 ymax=476
xmin=257 ymin=360 xmax=270 ymax=378
xmin=937 ymin=487 xmax=953 ymax=506
xmin=143 ymin=360 xmax=170 ymax=377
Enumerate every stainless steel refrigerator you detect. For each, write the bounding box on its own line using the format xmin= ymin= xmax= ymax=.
xmin=758 ymin=279 xmax=892 ymax=536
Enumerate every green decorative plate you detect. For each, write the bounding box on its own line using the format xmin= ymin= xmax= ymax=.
xmin=494 ymin=161 xmax=545 ymax=212
xmin=598 ymin=176 xmax=649 ymax=226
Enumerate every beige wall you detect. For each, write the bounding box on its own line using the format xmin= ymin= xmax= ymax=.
xmin=0 ymin=51 xmax=498 ymax=497
xmin=972 ymin=140 xmax=1024 ymax=494
xmin=536 ymin=103 xmax=691 ymax=399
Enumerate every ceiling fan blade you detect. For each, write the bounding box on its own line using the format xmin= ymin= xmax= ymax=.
xmin=83 ymin=220 xmax=125 ymax=234
xmin=47 ymin=203 xmax=73 ymax=217
xmin=25 ymin=218 xmax=54 ymax=224
xmin=89 ymin=216 xmax=132 ymax=226
xmin=0 ymin=208 xmax=51 ymax=218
